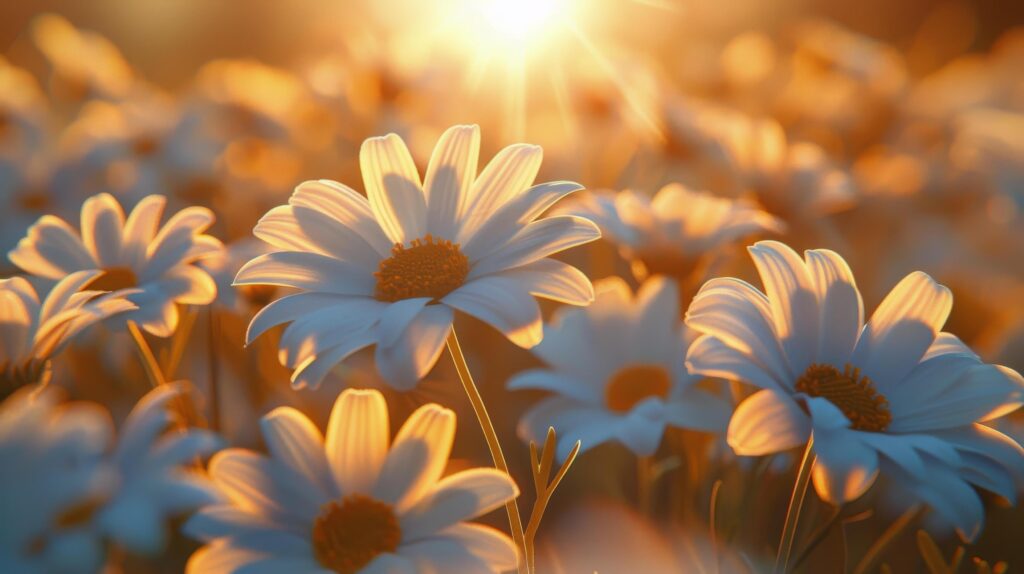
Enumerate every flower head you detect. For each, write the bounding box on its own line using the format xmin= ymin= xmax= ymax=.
xmin=685 ymin=240 xmax=1024 ymax=538
xmin=0 ymin=271 xmax=135 ymax=394
xmin=97 ymin=383 xmax=221 ymax=555
xmin=0 ymin=387 xmax=114 ymax=573
xmin=562 ymin=184 xmax=783 ymax=281
xmin=510 ymin=277 xmax=731 ymax=459
xmin=238 ymin=124 xmax=599 ymax=389
xmin=9 ymin=193 xmax=223 ymax=337
xmin=185 ymin=388 xmax=519 ymax=573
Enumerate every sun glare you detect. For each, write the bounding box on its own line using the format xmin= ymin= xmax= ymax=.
xmin=478 ymin=0 xmax=564 ymax=45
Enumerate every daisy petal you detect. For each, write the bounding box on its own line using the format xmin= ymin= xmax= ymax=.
xmin=727 ymin=389 xmax=811 ymax=456
xmin=80 ymin=193 xmax=126 ymax=266
xmin=260 ymin=408 xmax=331 ymax=495
xmin=805 ymin=249 xmax=862 ymax=366
xmin=425 ymin=125 xmax=480 ymax=237
xmin=458 ymin=144 xmax=543 ymax=242
xmin=468 ymin=216 xmax=600 ymax=278
xmin=400 ymin=468 xmax=518 ymax=539
xmin=440 ymin=523 xmax=518 ymax=572
xmin=375 ymin=304 xmax=453 ymax=390
xmin=361 ymin=133 xmax=426 ymax=245
xmin=496 ymin=259 xmax=594 ymax=305
xmin=373 ymin=404 xmax=456 ymax=510
xmin=443 ymin=276 xmax=542 ymax=348
xmin=325 ymin=389 xmax=390 ymax=496
xmin=852 ymin=271 xmax=952 ymax=390
xmin=234 ymin=251 xmax=374 ymax=296
xmin=748 ymin=241 xmax=820 ymax=376
xmin=290 ymin=179 xmax=393 ymax=256
xmin=9 ymin=216 xmax=94 ymax=279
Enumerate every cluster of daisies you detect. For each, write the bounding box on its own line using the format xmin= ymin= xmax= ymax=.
xmin=1 ymin=10 xmax=1023 ymax=574
xmin=2 ymin=122 xmax=1022 ymax=573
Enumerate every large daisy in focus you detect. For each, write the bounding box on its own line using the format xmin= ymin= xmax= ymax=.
xmin=510 ymin=277 xmax=731 ymax=460
xmin=1 ymin=271 xmax=135 ymax=393
xmin=560 ymin=184 xmax=783 ymax=282
xmin=685 ymin=240 xmax=1024 ymax=538
xmin=237 ymin=124 xmax=599 ymax=390
xmin=185 ymin=388 xmax=519 ymax=573
xmin=9 ymin=193 xmax=222 ymax=337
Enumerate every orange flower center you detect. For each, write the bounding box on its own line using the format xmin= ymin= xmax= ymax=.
xmin=86 ymin=267 xmax=139 ymax=292
xmin=605 ymin=364 xmax=672 ymax=413
xmin=795 ymin=363 xmax=892 ymax=432
xmin=374 ymin=234 xmax=469 ymax=302
xmin=312 ymin=494 xmax=401 ymax=574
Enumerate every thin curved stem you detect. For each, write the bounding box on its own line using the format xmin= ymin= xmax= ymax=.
xmin=775 ymin=437 xmax=816 ymax=574
xmin=637 ymin=455 xmax=655 ymax=517
xmin=446 ymin=329 xmax=529 ymax=574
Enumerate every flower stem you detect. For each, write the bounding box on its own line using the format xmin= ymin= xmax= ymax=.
xmin=775 ymin=436 xmax=816 ymax=574
xmin=446 ymin=329 xmax=529 ymax=574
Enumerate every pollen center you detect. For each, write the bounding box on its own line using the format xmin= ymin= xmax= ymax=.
xmin=86 ymin=267 xmax=139 ymax=292
xmin=374 ymin=234 xmax=469 ymax=302
xmin=605 ymin=364 xmax=672 ymax=413
xmin=795 ymin=363 xmax=892 ymax=432
xmin=311 ymin=494 xmax=401 ymax=574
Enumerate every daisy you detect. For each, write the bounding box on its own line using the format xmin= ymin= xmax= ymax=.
xmin=0 ymin=387 xmax=114 ymax=573
xmin=9 ymin=192 xmax=223 ymax=337
xmin=0 ymin=271 xmax=136 ymax=393
xmin=185 ymin=388 xmax=519 ymax=573
xmin=96 ymin=382 xmax=222 ymax=555
xmin=684 ymin=240 xmax=1024 ymax=538
xmin=31 ymin=14 xmax=134 ymax=101
xmin=559 ymin=184 xmax=783 ymax=282
xmin=237 ymin=124 xmax=599 ymax=390
xmin=510 ymin=277 xmax=731 ymax=460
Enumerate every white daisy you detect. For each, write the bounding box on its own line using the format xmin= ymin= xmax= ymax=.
xmin=0 ymin=387 xmax=114 ymax=574
xmin=685 ymin=240 xmax=1024 ymax=538
xmin=237 ymin=124 xmax=599 ymax=390
xmin=1 ymin=271 xmax=136 ymax=393
xmin=9 ymin=192 xmax=223 ymax=337
xmin=185 ymin=388 xmax=519 ymax=573
xmin=559 ymin=184 xmax=783 ymax=281
xmin=96 ymin=382 xmax=222 ymax=555
xmin=510 ymin=277 xmax=731 ymax=460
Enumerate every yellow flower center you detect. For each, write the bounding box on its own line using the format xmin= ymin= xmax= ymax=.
xmin=374 ymin=234 xmax=469 ymax=303
xmin=794 ymin=363 xmax=892 ymax=432
xmin=86 ymin=267 xmax=139 ymax=292
xmin=312 ymin=494 xmax=401 ymax=574
xmin=605 ymin=364 xmax=672 ymax=413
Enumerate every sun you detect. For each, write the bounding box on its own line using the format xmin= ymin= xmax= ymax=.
xmin=478 ymin=0 xmax=564 ymax=45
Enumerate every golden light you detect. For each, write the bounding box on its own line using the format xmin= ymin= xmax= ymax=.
xmin=477 ymin=0 xmax=564 ymax=46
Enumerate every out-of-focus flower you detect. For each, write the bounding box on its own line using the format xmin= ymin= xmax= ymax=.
xmin=685 ymin=240 xmax=1024 ymax=538
xmin=185 ymin=388 xmax=519 ymax=573
xmin=96 ymin=382 xmax=221 ymax=555
xmin=663 ymin=100 xmax=856 ymax=222
xmin=31 ymin=14 xmax=134 ymax=102
xmin=537 ymin=498 xmax=759 ymax=574
xmin=0 ymin=57 xmax=58 ymax=256
xmin=561 ymin=184 xmax=783 ymax=282
xmin=9 ymin=193 xmax=222 ymax=337
xmin=950 ymin=108 xmax=1024 ymax=215
xmin=511 ymin=277 xmax=730 ymax=459
xmin=0 ymin=271 xmax=135 ymax=394
xmin=0 ymin=387 xmax=114 ymax=573
xmin=196 ymin=240 xmax=275 ymax=314
xmin=52 ymin=97 xmax=222 ymax=209
xmin=237 ymin=124 xmax=598 ymax=390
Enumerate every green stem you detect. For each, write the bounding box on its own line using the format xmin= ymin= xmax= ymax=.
xmin=446 ymin=329 xmax=529 ymax=574
xmin=775 ymin=437 xmax=816 ymax=574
